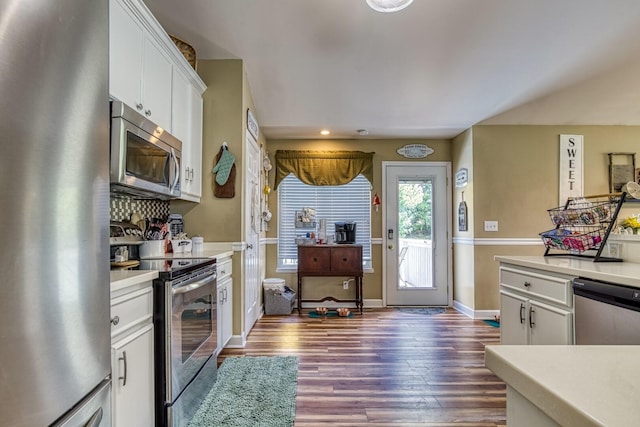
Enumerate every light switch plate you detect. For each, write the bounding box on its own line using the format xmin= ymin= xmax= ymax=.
xmin=484 ymin=221 xmax=499 ymax=232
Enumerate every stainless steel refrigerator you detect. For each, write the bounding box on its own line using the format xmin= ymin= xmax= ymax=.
xmin=0 ymin=1 xmax=111 ymax=426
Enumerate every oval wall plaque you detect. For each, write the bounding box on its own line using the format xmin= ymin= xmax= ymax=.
xmin=396 ymin=144 xmax=434 ymax=159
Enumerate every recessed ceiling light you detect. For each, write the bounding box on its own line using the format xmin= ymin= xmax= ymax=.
xmin=366 ymin=0 xmax=414 ymax=13
xmin=320 ymin=130 xmax=330 ymax=135
xmin=357 ymin=129 xmax=369 ymax=136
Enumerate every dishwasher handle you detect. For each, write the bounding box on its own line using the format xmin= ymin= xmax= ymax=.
xmin=573 ymin=278 xmax=640 ymax=312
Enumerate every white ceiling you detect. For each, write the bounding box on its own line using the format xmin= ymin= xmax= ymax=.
xmin=144 ymin=0 xmax=640 ymax=140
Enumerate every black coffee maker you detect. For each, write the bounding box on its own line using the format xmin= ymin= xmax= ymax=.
xmin=335 ymin=222 xmax=356 ymax=244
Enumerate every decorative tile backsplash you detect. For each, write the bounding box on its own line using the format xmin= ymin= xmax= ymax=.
xmin=110 ymin=194 xmax=170 ymax=222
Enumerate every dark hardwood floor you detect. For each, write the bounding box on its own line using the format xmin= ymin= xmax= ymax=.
xmin=218 ymin=308 xmax=506 ymax=426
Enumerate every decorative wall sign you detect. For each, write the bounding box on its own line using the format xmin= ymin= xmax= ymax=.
xmin=559 ymin=134 xmax=583 ymax=204
xmin=396 ymin=144 xmax=434 ymax=159
xmin=247 ymin=108 xmax=259 ymax=140
xmin=458 ymin=200 xmax=468 ymax=232
xmin=455 ymin=168 xmax=468 ymax=188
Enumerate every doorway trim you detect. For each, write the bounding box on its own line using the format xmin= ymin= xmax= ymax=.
xmin=381 ymin=161 xmax=453 ymax=307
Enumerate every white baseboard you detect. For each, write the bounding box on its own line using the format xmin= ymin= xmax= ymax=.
xmin=453 ymin=300 xmax=499 ymax=320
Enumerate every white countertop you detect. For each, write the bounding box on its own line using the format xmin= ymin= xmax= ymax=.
xmin=485 ymin=345 xmax=640 ymax=427
xmin=494 ymin=255 xmax=640 ymax=288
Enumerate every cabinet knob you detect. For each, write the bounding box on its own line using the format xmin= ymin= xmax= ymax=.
xmin=524 ymin=281 xmax=531 ymax=287
xmin=111 ymin=315 xmax=120 ymax=326
xmin=144 ymin=109 xmax=152 ymax=117
xmin=313 ymin=257 xmax=317 ymax=262
xmin=342 ymin=257 xmax=347 ymax=262
xmin=135 ymin=103 xmax=143 ymax=111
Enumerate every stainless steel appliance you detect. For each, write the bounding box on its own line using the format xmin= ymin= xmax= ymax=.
xmin=573 ymin=277 xmax=640 ymax=344
xmin=144 ymin=258 xmax=218 ymax=427
xmin=110 ymin=100 xmax=182 ymax=199
xmin=0 ymin=0 xmax=111 ymax=425
xmin=335 ymin=221 xmax=357 ymax=244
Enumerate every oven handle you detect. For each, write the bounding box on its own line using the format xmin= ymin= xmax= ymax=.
xmin=172 ymin=273 xmax=217 ymax=295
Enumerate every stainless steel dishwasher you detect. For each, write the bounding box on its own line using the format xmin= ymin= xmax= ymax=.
xmin=573 ymin=277 xmax=640 ymax=344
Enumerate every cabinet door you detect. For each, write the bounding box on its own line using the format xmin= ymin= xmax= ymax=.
xmin=298 ymin=247 xmax=330 ymax=273
xmin=111 ymin=324 xmax=154 ymax=427
xmin=141 ymin=35 xmax=173 ymax=129
xmin=222 ymin=277 xmax=233 ymax=348
xmin=172 ymin=70 xmax=191 ymax=195
xmin=188 ymin=84 xmax=203 ymax=199
xmin=109 ymin=0 xmax=143 ymax=108
xmin=500 ymin=290 xmax=528 ymax=345
xmin=330 ymin=246 xmax=362 ymax=274
xmin=528 ymin=300 xmax=573 ymax=345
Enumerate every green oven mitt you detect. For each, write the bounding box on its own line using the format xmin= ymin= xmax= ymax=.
xmin=212 ymin=145 xmax=235 ymax=185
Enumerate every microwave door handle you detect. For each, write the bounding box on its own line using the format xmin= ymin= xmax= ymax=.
xmin=172 ymin=273 xmax=217 ymax=295
xmin=170 ymin=148 xmax=180 ymax=191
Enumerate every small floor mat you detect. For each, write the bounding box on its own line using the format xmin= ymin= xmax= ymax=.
xmin=393 ymin=307 xmax=446 ymax=315
xmin=308 ymin=310 xmax=354 ymax=318
xmin=483 ymin=319 xmax=500 ymax=328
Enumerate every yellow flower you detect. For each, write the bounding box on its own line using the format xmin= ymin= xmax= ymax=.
xmin=620 ymin=216 xmax=640 ymax=229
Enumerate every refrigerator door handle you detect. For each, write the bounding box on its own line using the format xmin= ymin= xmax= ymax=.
xmin=118 ymin=351 xmax=128 ymax=386
xmin=83 ymin=407 xmax=103 ymax=427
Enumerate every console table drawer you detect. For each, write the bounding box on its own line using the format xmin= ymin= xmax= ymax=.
xmin=330 ymin=246 xmax=362 ymax=274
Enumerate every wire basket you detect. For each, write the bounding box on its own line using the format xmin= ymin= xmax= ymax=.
xmin=540 ymin=226 xmax=605 ymax=252
xmin=547 ymin=200 xmax=615 ymax=226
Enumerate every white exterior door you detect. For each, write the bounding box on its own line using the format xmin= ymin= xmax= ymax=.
xmin=383 ymin=162 xmax=451 ymax=306
xmin=243 ymin=131 xmax=261 ymax=333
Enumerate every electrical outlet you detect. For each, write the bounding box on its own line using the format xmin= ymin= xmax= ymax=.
xmin=484 ymin=221 xmax=499 ymax=232
xmin=343 ymin=280 xmax=349 ymax=289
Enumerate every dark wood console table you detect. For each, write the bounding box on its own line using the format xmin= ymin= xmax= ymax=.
xmin=297 ymin=244 xmax=363 ymax=314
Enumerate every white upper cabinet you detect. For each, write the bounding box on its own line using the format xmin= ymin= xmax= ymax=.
xmin=110 ymin=0 xmax=172 ymax=129
xmin=172 ymin=69 xmax=203 ymax=202
xmin=109 ymin=0 xmax=206 ymax=202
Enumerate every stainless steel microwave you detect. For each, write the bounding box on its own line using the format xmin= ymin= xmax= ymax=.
xmin=110 ymin=101 xmax=181 ymax=199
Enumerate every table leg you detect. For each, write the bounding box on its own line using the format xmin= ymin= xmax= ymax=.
xmin=297 ymin=274 xmax=302 ymax=315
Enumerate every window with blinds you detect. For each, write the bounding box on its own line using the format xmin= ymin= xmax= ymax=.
xmin=278 ymin=174 xmax=371 ymax=269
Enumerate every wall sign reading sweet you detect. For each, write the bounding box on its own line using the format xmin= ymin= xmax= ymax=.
xmin=559 ymin=134 xmax=583 ymax=204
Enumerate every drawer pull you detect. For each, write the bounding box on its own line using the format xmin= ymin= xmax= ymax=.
xmin=119 ymin=351 xmax=128 ymax=386
xmin=342 ymin=258 xmax=347 ymax=262
xmin=313 ymin=257 xmax=317 ymax=262
xmin=529 ymin=307 xmax=535 ymax=328
xmin=519 ymin=303 xmax=525 ymax=324
xmin=524 ymin=281 xmax=531 ymax=287
xmin=111 ymin=316 xmax=120 ymax=326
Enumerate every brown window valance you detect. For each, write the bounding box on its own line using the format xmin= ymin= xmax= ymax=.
xmin=274 ymin=150 xmax=374 ymax=189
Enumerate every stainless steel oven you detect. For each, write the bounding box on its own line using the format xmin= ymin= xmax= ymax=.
xmin=146 ymin=258 xmax=217 ymax=427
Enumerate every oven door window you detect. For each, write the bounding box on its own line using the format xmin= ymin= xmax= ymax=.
xmin=180 ymin=292 xmax=213 ymax=362
xmin=126 ymin=131 xmax=171 ymax=186
xmin=171 ymin=279 xmax=217 ymax=398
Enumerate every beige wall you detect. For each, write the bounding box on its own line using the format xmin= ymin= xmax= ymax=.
xmin=171 ymin=59 xmax=268 ymax=336
xmin=468 ymin=124 xmax=640 ymax=310
xmin=452 ymin=129 xmax=475 ymax=308
xmin=263 ymin=138 xmax=452 ymax=301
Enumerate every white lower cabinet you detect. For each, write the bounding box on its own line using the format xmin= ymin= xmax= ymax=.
xmin=217 ymin=256 xmax=233 ymax=352
xmin=110 ymin=283 xmax=154 ymax=427
xmin=499 ymin=265 xmax=574 ymax=345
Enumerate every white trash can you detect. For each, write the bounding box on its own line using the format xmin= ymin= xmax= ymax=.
xmin=263 ymin=278 xmax=296 ymax=315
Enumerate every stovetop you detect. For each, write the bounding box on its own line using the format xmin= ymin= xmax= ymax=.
xmin=139 ymin=257 xmax=215 ymax=279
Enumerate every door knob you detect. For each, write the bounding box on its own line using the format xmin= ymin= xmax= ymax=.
xmin=388 ymin=244 xmax=394 ymax=250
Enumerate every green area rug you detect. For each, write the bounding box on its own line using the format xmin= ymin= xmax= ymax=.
xmin=483 ymin=319 xmax=500 ymax=328
xmin=188 ymin=356 xmax=298 ymax=427
xmin=394 ymin=307 xmax=446 ymax=315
